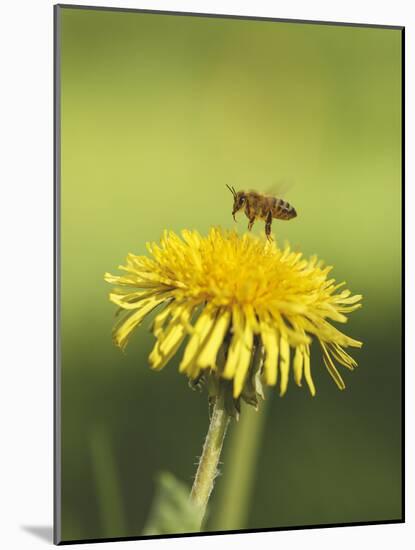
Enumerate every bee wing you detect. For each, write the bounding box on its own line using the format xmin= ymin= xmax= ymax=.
xmin=265 ymin=179 xmax=295 ymax=199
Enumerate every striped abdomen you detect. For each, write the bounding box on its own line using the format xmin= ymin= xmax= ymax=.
xmin=271 ymin=197 xmax=297 ymax=220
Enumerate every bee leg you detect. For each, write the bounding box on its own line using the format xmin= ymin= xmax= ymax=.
xmin=265 ymin=212 xmax=273 ymax=241
xmin=247 ymin=216 xmax=256 ymax=231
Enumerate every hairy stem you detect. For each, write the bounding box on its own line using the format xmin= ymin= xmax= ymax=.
xmin=210 ymin=393 xmax=270 ymax=531
xmin=190 ymin=389 xmax=230 ymax=528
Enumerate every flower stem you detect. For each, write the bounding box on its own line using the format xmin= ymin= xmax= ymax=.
xmin=190 ymin=389 xmax=230 ymax=528
xmin=210 ymin=392 xmax=270 ymax=531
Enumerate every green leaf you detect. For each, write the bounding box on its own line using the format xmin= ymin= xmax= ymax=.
xmin=142 ymin=472 xmax=202 ymax=535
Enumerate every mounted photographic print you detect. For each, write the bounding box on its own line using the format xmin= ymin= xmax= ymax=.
xmin=54 ymin=4 xmax=404 ymax=545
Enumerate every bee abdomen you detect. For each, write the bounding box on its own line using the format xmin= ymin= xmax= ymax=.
xmin=273 ymin=198 xmax=297 ymax=220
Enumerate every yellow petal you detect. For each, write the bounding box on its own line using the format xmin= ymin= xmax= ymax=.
xmin=293 ymin=346 xmax=304 ymax=387
xmin=149 ymin=306 xmax=193 ymax=370
xmin=260 ymin=321 xmax=279 ymax=386
xmin=179 ymin=308 xmax=216 ymax=375
xmin=303 ymin=346 xmax=316 ymax=396
xmin=151 ymin=303 xmax=174 ymax=338
xmin=244 ymin=304 xmax=260 ymax=333
xmin=268 ymin=309 xmax=310 ymax=345
xmin=233 ymin=323 xmax=254 ymax=398
xmin=223 ymin=307 xmax=244 ymax=379
xmin=223 ymin=334 xmax=242 ymax=380
xmin=109 ymin=290 xmax=167 ymax=310
xmin=279 ymin=336 xmax=290 ymax=396
xmin=154 ymin=303 xmax=185 ymax=345
xmin=337 ymin=294 xmax=363 ymax=305
xmin=329 ymin=342 xmax=357 ymax=370
xmin=320 ymin=341 xmax=345 ymax=390
xmin=197 ymin=310 xmax=231 ymax=369
xmin=112 ymin=296 xmax=165 ymax=349
xmin=149 ymin=325 xmax=185 ymax=370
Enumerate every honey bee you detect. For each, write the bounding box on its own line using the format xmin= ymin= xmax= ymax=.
xmin=226 ymin=185 xmax=297 ymax=240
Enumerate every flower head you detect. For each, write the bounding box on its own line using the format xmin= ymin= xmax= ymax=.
xmin=105 ymin=228 xmax=362 ymax=403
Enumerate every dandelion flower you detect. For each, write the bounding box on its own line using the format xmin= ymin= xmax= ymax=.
xmin=105 ymin=228 xmax=362 ymax=402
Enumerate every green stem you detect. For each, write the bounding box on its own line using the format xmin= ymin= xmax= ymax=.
xmin=190 ymin=389 xmax=230 ymax=528
xmin=210 ymin=393 xmax=270 ymax=531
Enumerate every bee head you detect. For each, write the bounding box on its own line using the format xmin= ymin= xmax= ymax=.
xmin=226 ymin=185 xmax=246 ymax=221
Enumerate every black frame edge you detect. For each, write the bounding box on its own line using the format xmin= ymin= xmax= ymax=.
xmin=58 ymin=519 xmax=404 ymax=546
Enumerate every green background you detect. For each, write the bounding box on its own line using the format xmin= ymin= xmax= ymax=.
xmin=58 ymin=6 xmax=402 ymax=542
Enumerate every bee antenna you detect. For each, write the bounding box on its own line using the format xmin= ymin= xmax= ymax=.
xmin=226 ymin=184 xmax=236 ymax=198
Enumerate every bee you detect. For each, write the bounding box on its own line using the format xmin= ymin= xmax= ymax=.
xmin=226 ymin=185 xmax=297 ymax=240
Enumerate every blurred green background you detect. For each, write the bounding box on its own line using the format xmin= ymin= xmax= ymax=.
xmin=58 ymin=6 xmax=402 ymax=542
